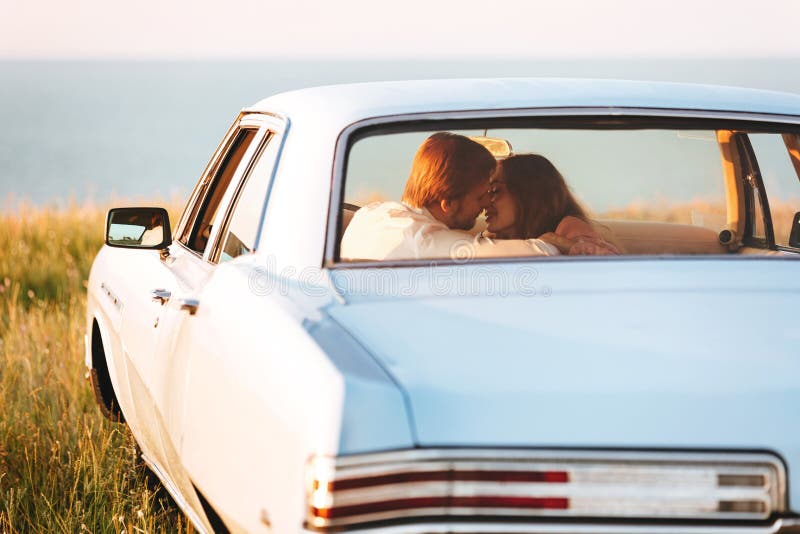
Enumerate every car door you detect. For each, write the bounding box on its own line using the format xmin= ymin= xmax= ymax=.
xmin=92 ymin=218 xmax=176 ymax=451
xmin=111 ymin=242 xmax=177 ymax=450
xmin=148 ymin=117 xmax=285 ymax=518
xmin=133 ymin=115 xmax=267 ymax=475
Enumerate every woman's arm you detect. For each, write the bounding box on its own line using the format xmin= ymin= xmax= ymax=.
xmin=554 ymin=216 xmax=621 ymax=256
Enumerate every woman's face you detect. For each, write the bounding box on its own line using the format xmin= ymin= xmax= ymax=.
xmin=485 ymin=175 xmax=519 ymax=237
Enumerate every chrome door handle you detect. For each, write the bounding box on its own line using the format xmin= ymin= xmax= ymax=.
xmin=150 ymin=288 xmax=171 ymax=304
xmin=179 ymin=298 xmax=200 ymax=315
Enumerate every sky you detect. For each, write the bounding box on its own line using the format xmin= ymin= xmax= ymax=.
xmin=2 ymin=0 xmax=799 ymax=59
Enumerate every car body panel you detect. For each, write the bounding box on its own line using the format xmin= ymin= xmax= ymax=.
xmin=251 ymin=78 xmax=800 ymax=131
xmin=306 ymin=312 xmax=417 ymax=453
xmin=327 ymin=259 xmax=800 ymax=510
xmin=157 ymin=255 xmax=403 ymax=532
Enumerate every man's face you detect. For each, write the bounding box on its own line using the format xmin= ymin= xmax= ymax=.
xmin=445 ymin=178 xmax=491 ymax=231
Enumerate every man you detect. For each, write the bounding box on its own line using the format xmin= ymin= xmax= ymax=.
xmin=139 ymin=212 xmax=165 ymax=247
xmin=341 ymin=132 xmax=561 ymax=261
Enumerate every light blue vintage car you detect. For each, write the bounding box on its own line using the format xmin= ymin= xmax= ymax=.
xmin=88 ymin=78 xmax=800 ymax=533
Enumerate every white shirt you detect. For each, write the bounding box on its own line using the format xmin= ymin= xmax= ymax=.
xmin=139 ymin=226 xmax=164 ymax=247
xmin=340 ymin=201 xmax=559 ymax=261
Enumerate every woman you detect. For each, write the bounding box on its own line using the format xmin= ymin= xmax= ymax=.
xmin=484 ymin=154 xmax=620 ymax=255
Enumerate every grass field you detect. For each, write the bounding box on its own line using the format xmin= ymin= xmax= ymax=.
xmin=0 ymin=203 xmax=190 ymax=533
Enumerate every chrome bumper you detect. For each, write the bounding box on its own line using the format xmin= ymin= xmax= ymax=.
xmin=305 ymin=518 xmax=800 ymax=533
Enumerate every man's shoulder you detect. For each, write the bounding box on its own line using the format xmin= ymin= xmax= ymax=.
xmin=356 ymin=200 xmax=408 ymax=213
xmin=351 ymin=200 xmax=435 ymax=224
xmin=342 ymin=201 xmax=439 ymax=260
xmin=355 ymin=200 xmax=413 ymax=214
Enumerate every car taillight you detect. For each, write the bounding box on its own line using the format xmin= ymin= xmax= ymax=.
xmin=305 ymin=450 xmax=785 ymax=529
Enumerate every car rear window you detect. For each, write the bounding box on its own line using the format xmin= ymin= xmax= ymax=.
xmin=336 ymin=118 xmax=800 ymax=263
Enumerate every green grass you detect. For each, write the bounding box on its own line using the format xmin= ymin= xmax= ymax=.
xmin=0 ymin=203 xmax=190 ymax=533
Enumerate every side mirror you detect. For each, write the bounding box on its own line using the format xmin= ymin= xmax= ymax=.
xmin=789 ymin=212 xmax=800 ymax=248
xmin=106 ymin=207 xmax=172 ymax=250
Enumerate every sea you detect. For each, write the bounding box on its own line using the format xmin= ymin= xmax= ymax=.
xmin=1 ymin=58 xmax=800 ymax=209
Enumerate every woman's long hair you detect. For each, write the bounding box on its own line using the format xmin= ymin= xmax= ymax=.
xmin=495 ymin=154 xmax=588 ymax=238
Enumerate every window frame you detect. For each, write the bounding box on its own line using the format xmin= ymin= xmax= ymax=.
xmin=174 ymin=112 xmax=287 ymax=263
xmin=738 ymin=133 xmax=776 ymax=250
xmin=745 ymin=132 xmax=800 ymax=254
xmin=779 ymin=134 xmax=800 ymax=253
xmin=185 ymin=127 xmax=261 ymax=254
xmin=325 ymin=107 xmax=800 ymax=269
xmin=209 ymin=120 xmax=286 ymax=264
xmin=177 ymin=113 xmax=241 ymax=253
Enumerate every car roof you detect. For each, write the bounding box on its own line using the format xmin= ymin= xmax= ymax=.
xmin=248 ymin=78 xmax=800 ymax=128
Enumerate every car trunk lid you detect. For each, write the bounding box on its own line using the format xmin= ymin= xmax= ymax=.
xmin=327 ymin=258 xmax=800 ymax=509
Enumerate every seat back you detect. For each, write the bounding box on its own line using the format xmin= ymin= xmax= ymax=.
xmin=596 ymin=219 xmax=727 ymax=255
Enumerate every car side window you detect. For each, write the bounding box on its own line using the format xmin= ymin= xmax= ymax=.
xmin=216 ymin=132 xmax=282 ymax=263
xmin=749 ymin=133 xmax=800 ymax=247
xmin=182 ymin=128 xmax=258 ymax=254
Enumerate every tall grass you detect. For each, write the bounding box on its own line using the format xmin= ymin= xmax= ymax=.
xmin=0 ymin=203 xmax=189 ymax=533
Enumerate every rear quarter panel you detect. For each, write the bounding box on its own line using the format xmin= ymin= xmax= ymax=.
xmin=174 ymin=257 xmax=346 ymax=533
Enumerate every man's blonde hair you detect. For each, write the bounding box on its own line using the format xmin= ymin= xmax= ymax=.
xmin=402 ymin=132 xmax=496 ymax=208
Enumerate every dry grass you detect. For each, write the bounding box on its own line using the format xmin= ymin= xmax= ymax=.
xmin=0 ymin=202 xmax=189 ymax=533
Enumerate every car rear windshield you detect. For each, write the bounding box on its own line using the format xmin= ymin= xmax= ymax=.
xmin=335 ymin=117 xmax=800 ymax=263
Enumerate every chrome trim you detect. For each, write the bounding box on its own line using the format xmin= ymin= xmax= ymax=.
xmin=179 ymin=298 xmax=200 ymax=315
xmin=331 ymin=448 xmax=787 ymax=471
xmin=211 ymin=113 xmax=290 ymax=263
xmin=323 ymin=477 xmax=776 ymax=511
xmin=308 ymin=449 xmax=788 ymax=529
xmin=324 ymin=106 xmax=800 ymax=268
xmin=332 ymin=252 xmax=800 ymax=272
xmin=99 ymin=282 xmax=123 ymax=312
xmin=176 ymin=111 xmax=288 ymax=252
xmin=175 ymin=111 xmax=245 ymax=243
xmin=150 ymin=288 xmax=171 ymax=304
xmin=252 ymin=117 xmax=291 ymax=254
xmin=203 ymin=126 xmax=271 ymax=264
xmin=140 ymin=453 xmax=210 ymax=534
xmin=304 ymin=518 xmax=800 ymax=534
xmin=240 ymin=108 xmax=290 ymax=125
